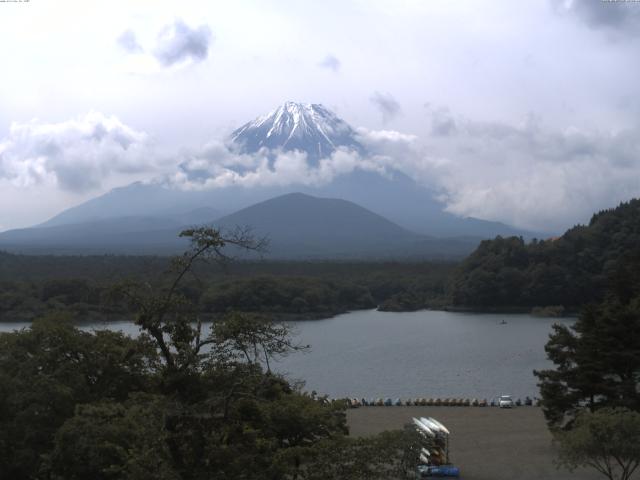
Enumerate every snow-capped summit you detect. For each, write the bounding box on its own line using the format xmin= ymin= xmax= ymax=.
xmin=230 ymin=102 xmax=364 ymax=161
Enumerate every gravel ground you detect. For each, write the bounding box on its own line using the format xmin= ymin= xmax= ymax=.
xmin=347 ymin=406 xmax=601 ymax=480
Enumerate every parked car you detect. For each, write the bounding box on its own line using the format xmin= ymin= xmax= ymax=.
xmin=498 ymin=395 xmax=514 ymax=408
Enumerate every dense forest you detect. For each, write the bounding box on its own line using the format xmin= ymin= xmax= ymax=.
xmin=3 ymin=199 xmax=640 ymax=321
xmin=0 ymin=253 xmax=453 ymax=321
xmin=449 ymin=199 xmax=640 ymax=310
xmin=0 ymin=228 xmax=422 ymax=479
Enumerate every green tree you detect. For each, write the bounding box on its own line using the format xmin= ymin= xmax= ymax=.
xmin=104 ymin=227 xmax=355 ymax=479
xmin=450 ymin=200 xmax=640 ymax=309
xmin=48 ymin=394 xmax=177 ymax=480
xmin=0 ymin=312 xmax=158 ymax=479
xmin=534 ymin=294 xmax=640 ymax=427
xmin=290 ymin=426 xmax=421 ymax=480
xmin=114 ymin=227 xmax=266 ymax=381
xmin=555 ymin=408 xmax=640 ymax=480
xmin=0 ymin=226 xmax=426 ymax=480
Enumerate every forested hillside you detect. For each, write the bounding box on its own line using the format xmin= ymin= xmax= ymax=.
xmin=449 ymin=199 xmax=640 ymax=310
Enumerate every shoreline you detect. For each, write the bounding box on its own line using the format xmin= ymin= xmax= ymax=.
xmin=0 ymin=304 xmax=579 ymax=324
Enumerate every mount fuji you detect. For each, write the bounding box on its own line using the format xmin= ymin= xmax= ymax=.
xmin=0 ymin=102 xmax=540 ymax=257
xmin=230 ymin=101 xmax=364 ymax=161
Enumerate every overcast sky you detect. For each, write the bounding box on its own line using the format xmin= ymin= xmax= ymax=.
xmin=1 ymin=0 xmax=639 ymax=232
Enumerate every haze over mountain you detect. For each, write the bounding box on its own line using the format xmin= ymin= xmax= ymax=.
xmin=213 ymin=193 xmax=478 ymax=258
xmin=0 ymin=216 xmax=188 ymax=255
xmin=27 ymin=102 xmax=538 ymax=245
xmin=0 ymin=193 xmax=479 ymax=258
xmin=38 ymin=182 xmax=223 ymax=229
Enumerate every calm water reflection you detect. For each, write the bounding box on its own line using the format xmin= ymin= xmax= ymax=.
xmin=0 ymin=309 xmax=572 ymax=399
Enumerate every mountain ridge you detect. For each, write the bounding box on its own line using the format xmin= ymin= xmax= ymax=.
xmin=209 ymin=192 xmax=481 ymax=259
xmin=0 ymin=192 xmax=480 ymax=259
xmin=25 ymin=102 xmax=542 ymax=243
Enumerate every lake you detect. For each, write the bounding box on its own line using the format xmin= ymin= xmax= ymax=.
xmin=0 ymin=309 xmax=572 ymax=401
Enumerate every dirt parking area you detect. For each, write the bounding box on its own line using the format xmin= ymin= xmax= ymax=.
xmin=347 ymin=406 xmax=601 ymax=480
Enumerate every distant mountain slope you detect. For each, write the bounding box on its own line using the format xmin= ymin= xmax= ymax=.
xmin=0 ymin=216 xmax=188 ymax=254
xmin=217 ymin=192 xmax=412 ymax=242
xmin=230 ymin=102 xmax=363 ymax=161
xmin=33 ymin=102 xmax=542 ymax=239
xmin=39 ymin=174 xmax=535 ymax=239
xmin=169 ymin=206 xmax=220 ymax=226
xmin=307 ymin=169 xmax=535 ymax=238
xmin=212 ymin=193 xmax=478 ymax=259
xmin=449 ymin=199 xmax=640 ymax=309
xmin=38 ymin=182 xmax=223 ymax=228
xmin=0 ymin=193 xmax=480 ymax=259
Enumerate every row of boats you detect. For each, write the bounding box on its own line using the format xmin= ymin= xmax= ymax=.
xmin=350 ymin=397 xmax=488 ymax=407
xmin=348 ymin=396 xmax=537 ymax=407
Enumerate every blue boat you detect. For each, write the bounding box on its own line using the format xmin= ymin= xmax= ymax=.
xmin=417 ymin=465 xmax=460 ymax=478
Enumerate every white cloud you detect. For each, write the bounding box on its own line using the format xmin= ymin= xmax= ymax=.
xmin=1 ymin=107 xmax=639 ymax=235
xmin=412 ymin=107 xmax=640 ymax=232
xmin=165 ymin=144 xmax=389 ymax=191
xmin=158 ymin=113 xmax=640 ymax=234
xmin=0 ymin=112 xmax=162 ymax=193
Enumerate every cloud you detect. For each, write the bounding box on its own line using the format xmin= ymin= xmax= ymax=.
xmin=410 ymin=106 xmax=640 ymax=232
xmin=116 ymin=29 xmax=143 ymax=53
xmin=554 ymin=0 xmax=640 ymax=36
xmin=4 ymin=108 xmax=639 ymax=235
xmin=172 ymin=107 xmax=640 ymax=234
xmin=153 ymin=19 xmax=213 ymax=67
xmin=370 ymin=91 xmax=402 ymax=123
xmin=425 ymin=104 xmax=457 ymax=136
xmin=355 ymin=128 xmax=419 ymax=167
xmin=160 ymin=111 xmax=640 ymax=234
xmin=318 ymin=54 xmax=341 ymax=72
xmin=164 ymin=140 xmax=389 ymax=191
xmin=0 ymin=112 xmax=162 ymax=193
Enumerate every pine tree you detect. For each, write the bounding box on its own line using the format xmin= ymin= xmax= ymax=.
xmin=535 ymin=280 xmax=640 ymax=427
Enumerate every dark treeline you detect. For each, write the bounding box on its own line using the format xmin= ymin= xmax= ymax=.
xmin=4 ymin=198 xmax=640 ymax=321
xmin=0 ymin=253 xmax=454 ymax=321
xmin=449 ymin=199 xmax=640 ymax=311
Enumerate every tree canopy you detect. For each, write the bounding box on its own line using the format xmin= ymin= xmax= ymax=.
xmin=554 ymin=408 xmax=640 ymax=480
xmin=450 ymin=199 xmax=640 ymax=310
xmin=0 ymin=227 xmax=420 ymax=480
xmin=534 ymin=287 xmax=640 ymax=428
xmin=534 ymin=252 xmax=640 ymax=479
xmin=0 ymin=252 xmax=453 ymax=322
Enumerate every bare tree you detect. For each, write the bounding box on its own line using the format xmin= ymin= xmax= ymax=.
xmin=114 ymin=226 xmax=267 ymax=374
xmin=210 ymin=311 xmax=309 ymax=373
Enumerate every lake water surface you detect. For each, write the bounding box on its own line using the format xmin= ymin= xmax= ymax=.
xmin=0 ymin=309 xmax=573 ymax=400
